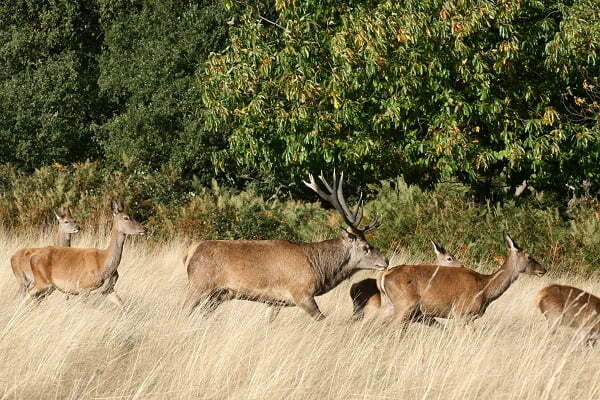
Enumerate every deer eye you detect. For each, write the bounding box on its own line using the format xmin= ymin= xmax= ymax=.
xmin=363 ymin=246 xmax=371 ymax=254
xmin=447 ymin=257 xmax=452 ymax=261
xmin=123 ymin=216 xmax=130 ymax=221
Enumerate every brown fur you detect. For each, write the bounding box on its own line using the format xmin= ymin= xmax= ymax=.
xmin=380 ymin=234 xmax=546 ymax=325
xmin=10 ymin=207 xmax=80 ymax=297
xmin=349 ymin=278 xmax=382 ymax=321
xmin=350 ymin=240 xmax=462 ymax=321
xmin=182 ymin=242 xmax=199 ymax=270
xmin=536 ymin=284 xmax=600 ymax=344
xmin=27 ymin=200 xmax=144 ymax=308
xmin=185 ymin=232 xmax=387 ymax=320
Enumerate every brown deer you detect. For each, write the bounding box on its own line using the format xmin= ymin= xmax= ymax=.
xmin=380 ymin=233 xmax=546 ymax=326
xmin=28 ymin=199 xmax=145 ymax=308
xmin=184 ymin=171 xmax=388 ymax=321
xmin=10 ymin=207 xmax=81 ymax=297
xmin=350 ymin=240 xmax=463 ymax=321
xmin=536 ymin=284 xmax=600 ymax=345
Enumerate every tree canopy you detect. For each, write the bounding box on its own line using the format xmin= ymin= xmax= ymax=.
xmin=200 ymin=0 xmax=600 ymax=195
xmin=1 ymin=0 xmax=598 ymax=198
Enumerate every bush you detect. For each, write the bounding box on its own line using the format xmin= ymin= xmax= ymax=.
xmin=1 ymin=164 xmax=598 ymax=275
xmin=367 ymin=178 xmax=600 ymax=274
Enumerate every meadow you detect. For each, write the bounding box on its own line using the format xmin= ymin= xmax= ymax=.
xmin=2 ymin=1 xmax=599 ymax=397
xmin=1 ymin=229 xmax=599 ymax=400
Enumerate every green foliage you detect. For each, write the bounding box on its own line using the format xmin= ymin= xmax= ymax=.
xmin=97 ymin=0 xmax=230 ymax=179
xmin=170 ymin=180 xmax=326 ymax=240
xmin=366 ymin=177 xmax=600 ymax=274
xmin=199 ymin=0 xmax=600 ymax=195
xmin=0 ymin=0 xmax=104 ymax=169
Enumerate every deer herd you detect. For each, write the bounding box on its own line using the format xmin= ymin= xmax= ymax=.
xmin=7 ymin=171 xmax=600 ymax=345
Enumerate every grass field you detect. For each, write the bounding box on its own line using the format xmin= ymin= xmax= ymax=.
xmin=1 ymin=230 xmax=599 ymax=399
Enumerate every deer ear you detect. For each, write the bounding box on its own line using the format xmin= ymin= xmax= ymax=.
xmin=65 ymin=207 xmax=72 ymax=216
xmin=53 ymin=209 xmax=62 ymax=220
xmin=111 ymin=199 xmax=124 ymax=214
xmin=431 ymin=240 xmax=445 ymax=255
xmin=503 ymin=232 xmax=521 ymax=251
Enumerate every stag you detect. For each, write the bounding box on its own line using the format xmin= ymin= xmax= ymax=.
xmin=184 ymin=171 xmax=388 ymax=321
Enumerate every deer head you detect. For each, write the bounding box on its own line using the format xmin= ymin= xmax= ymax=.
xmin=111 ymin=199 xmax=145 ymax=235
xmin=503 ymin=233 xmax=546 ymax=276
xmin=54 ymin=207 xmax=80 ymax=234
xmin=430 ymin=240 xmax=463 ymax=267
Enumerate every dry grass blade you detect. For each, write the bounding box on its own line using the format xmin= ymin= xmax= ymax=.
xmin=1 ymin=231 xmax=599 ymax=399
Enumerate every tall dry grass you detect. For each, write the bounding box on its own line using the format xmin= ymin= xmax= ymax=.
xmin=0 ymin=229 xmax=599 ymax=399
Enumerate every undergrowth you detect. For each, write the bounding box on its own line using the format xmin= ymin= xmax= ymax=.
xmin=1 ymin=162 xmax=598 ymax=275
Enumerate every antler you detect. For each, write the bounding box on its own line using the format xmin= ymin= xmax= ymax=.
xmin=304 ymin=170 xmax=379 ymax=234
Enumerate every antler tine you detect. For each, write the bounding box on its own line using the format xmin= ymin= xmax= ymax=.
xmin=307 ymin=170 xmax=359 ymax=231
xmin=303 ymin=174 xmax=329 ymax=202
xmin=306 ymin=170 xmax=381 ymax=234
xmin=362 ymin=214 xmax=381 ymax=233
xmin=352 ymin=193 xmax=364 ymax=226
xmin=317 ymin=170 xmax=335 ymax=195
xmin=335 ymin=172 xmax=360 ymax=226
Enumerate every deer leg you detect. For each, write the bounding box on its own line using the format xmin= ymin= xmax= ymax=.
xmin=200 ymin=293 xmax=225 ymax=316
xmin=352 ymin=294 xmax=382 ymax=322
xmin=267 ymin=306 xmax=281 ymax=323
xmin=14 ymin=269 xmax=31 ymax=299
xmin=186 ymin=297 xmax=204 ymax=317
xmin=390 ymin=296 xmax=420 ymax=333
xmin=107 ymin=292 xmax=124 ymax=309
xmin=585 ymin=335 xmax=597 ymax=347
xmin=350 ymin=300 xmax=366 ymax=322
xmin=455 ymin=314 xmax=478 ymax=327
xmin=350 ymin=290 xmax=369 ymax=322
xmin=79 ymin=291 xmax=92 ymax=303
xmin=28 ymin=255 xmax=56 ymax=304
xmin=394 ymin=302 xmax=419 ymax=322
xmin=187 ymin=290 xmax=226 ymax=317
xmin=15 ymin=283 xmax=28 ymax=300
xmin=540 ymin=310 xmax=562 ymax=335
xmin=28 ymin=275 xmax=54 ymax=304
xmin=29 ymin=286 xmax=55 ymax=304
xmin=547 ymin=317 xmax=561 ymax=335
xmin=293 ymin=294 xmax=325 ymax=321
xmin=183 ymin=288 xmax=206 ymax=316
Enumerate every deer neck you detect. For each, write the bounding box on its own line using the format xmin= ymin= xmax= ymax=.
xmin=55 ymin=229 xmax=71 ymax=247
xmin=304 ymin=238 xmax=354 ymax=295
xmin=101 ymin=225 xmax=127 ymax=280
xmin=481 ymin=255 xmax=520 ymax=304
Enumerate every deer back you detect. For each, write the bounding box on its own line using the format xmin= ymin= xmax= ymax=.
xmin=381 ymin=264 xmax=485 ymax=312
xmin=186 ymin=240 xmax=317 ymax=290
xmin=537 ymin=284 xmax=600 ymax=331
